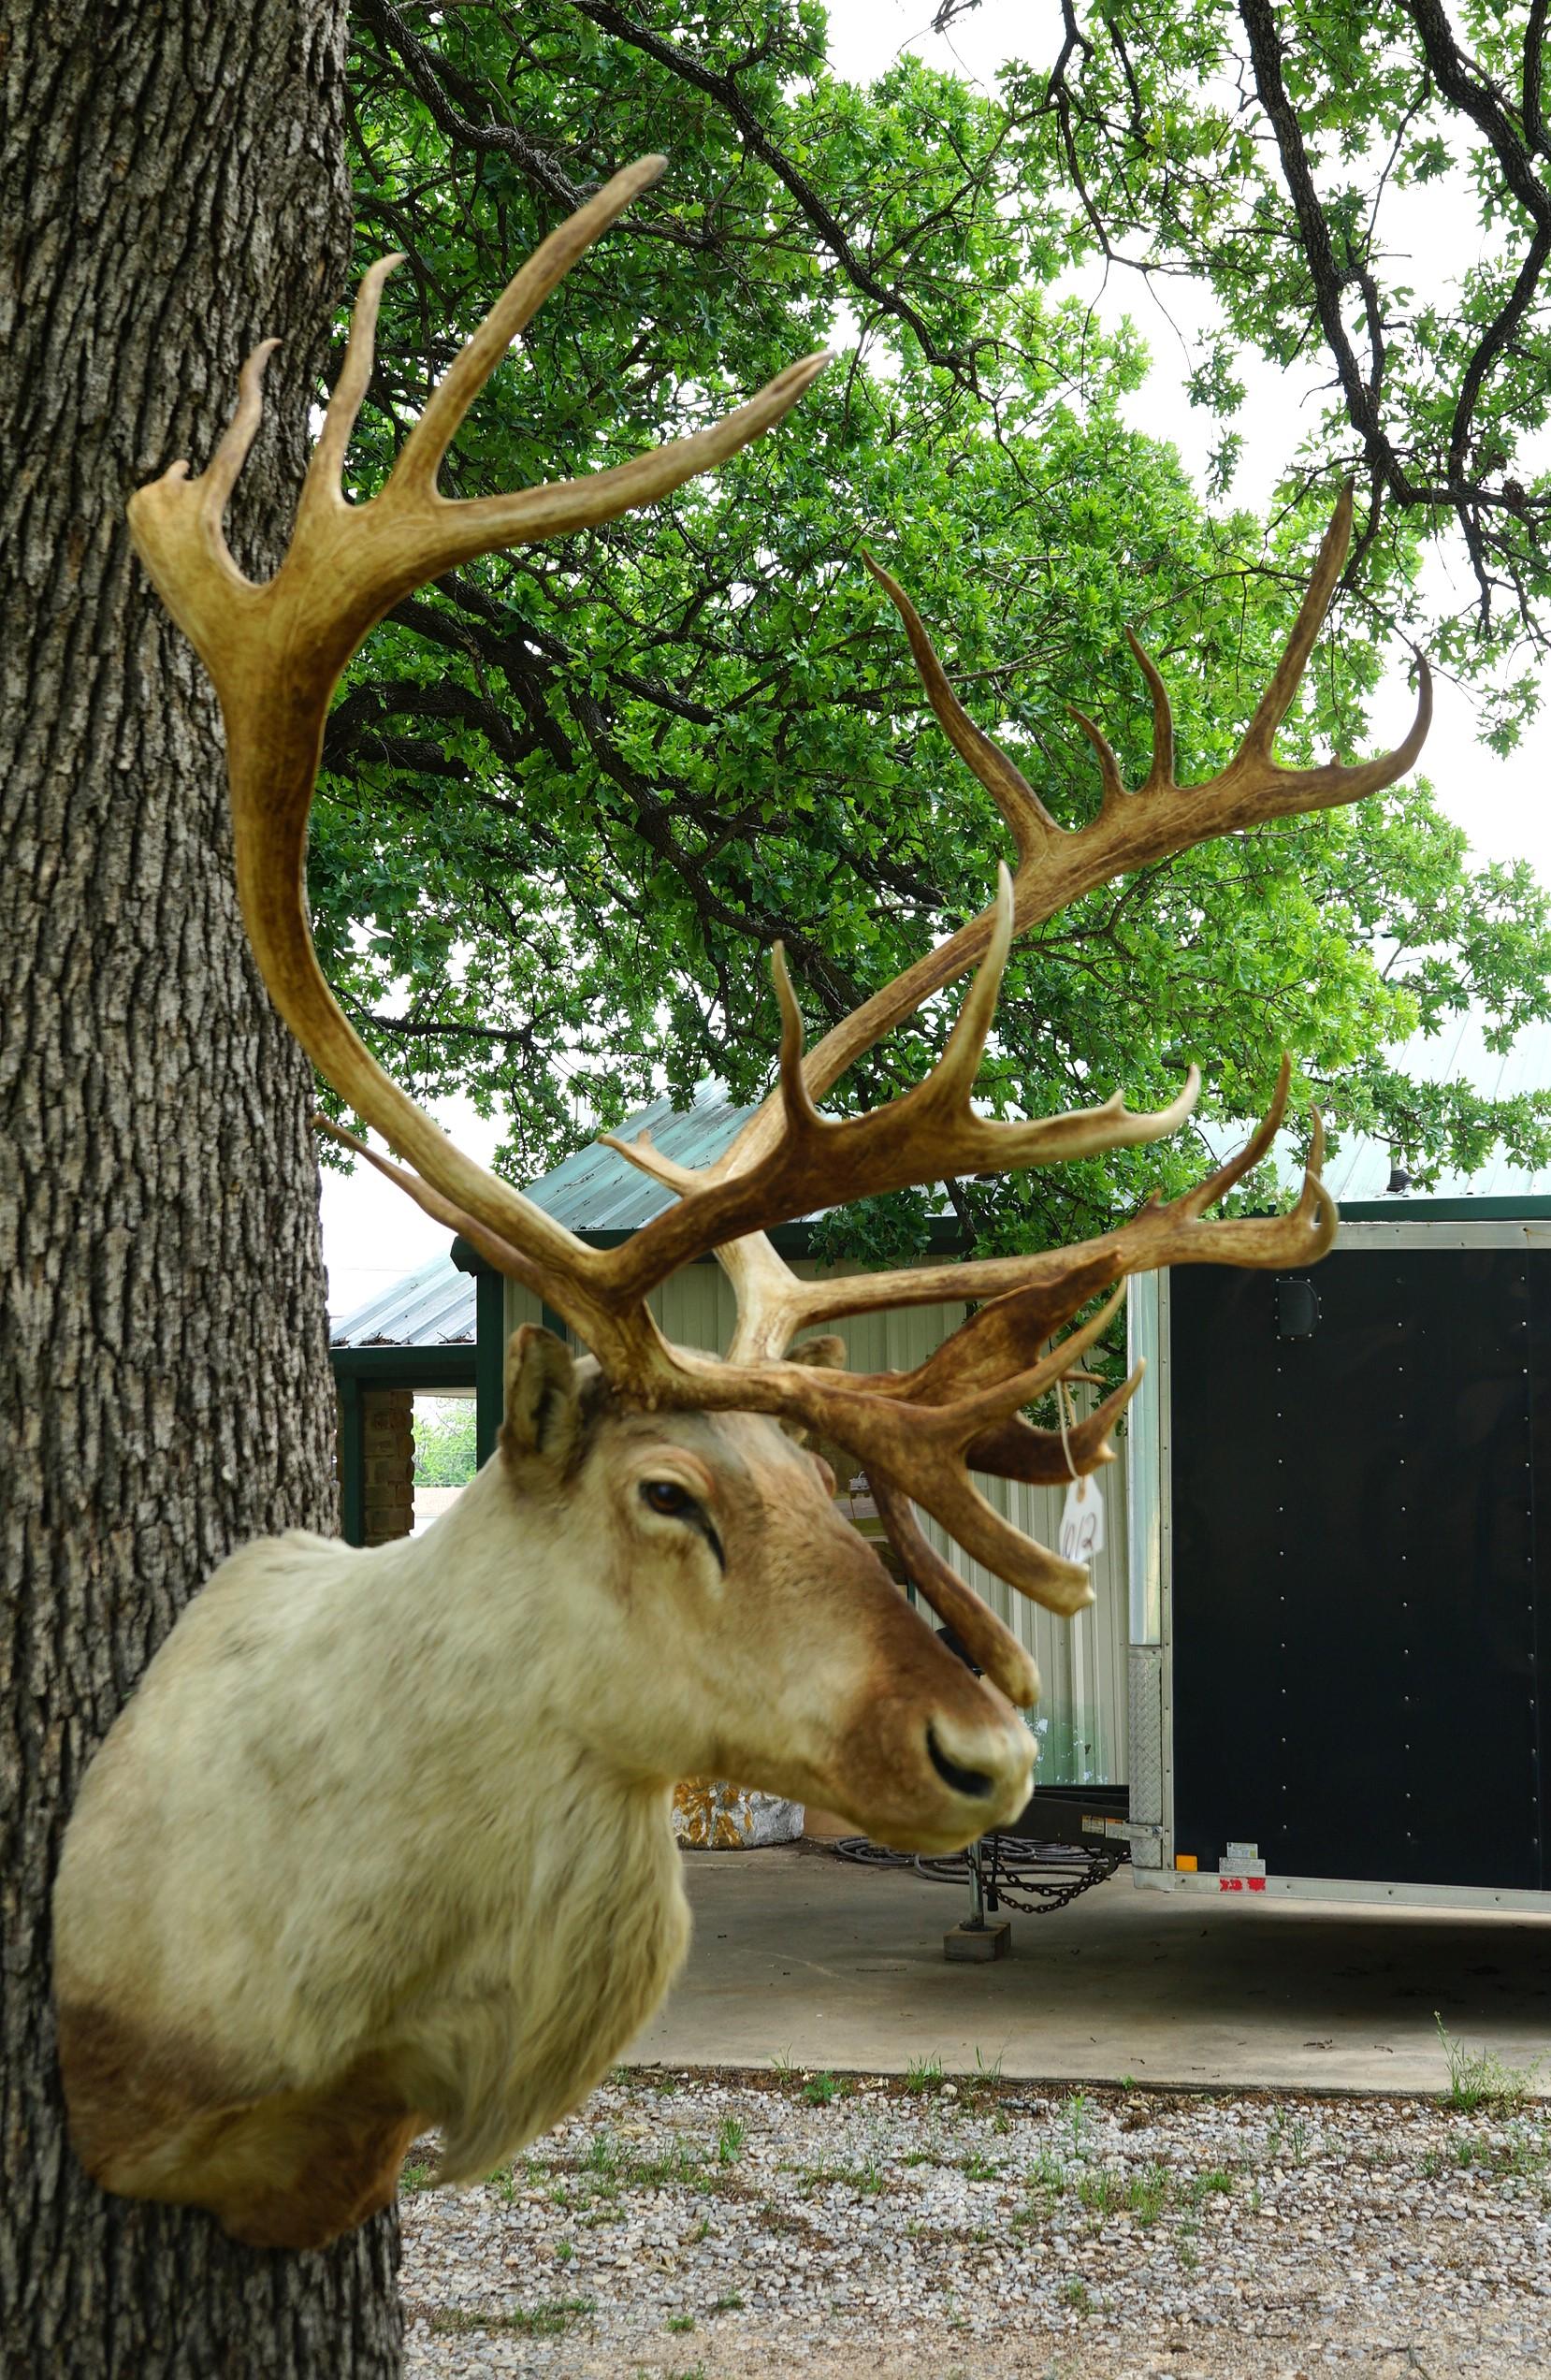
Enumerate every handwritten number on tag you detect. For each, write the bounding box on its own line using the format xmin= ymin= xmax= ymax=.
xmin=1059 ymin=1473 xmax=1104 ymax=1565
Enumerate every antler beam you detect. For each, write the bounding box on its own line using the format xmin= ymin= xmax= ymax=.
xmin=128 ymin=156 xmax=827 ymax=1379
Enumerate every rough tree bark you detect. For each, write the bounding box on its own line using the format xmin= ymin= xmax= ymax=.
xmin=1 ymin=3 xmax=402 ymax=2372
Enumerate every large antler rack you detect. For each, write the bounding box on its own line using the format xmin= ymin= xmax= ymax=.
xmin=129 ymin=163 xmax=1430 ymax=1711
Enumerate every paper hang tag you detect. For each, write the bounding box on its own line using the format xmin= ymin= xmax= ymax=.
xmin=1059 ymin=1473 xmax=1105 ymax=1566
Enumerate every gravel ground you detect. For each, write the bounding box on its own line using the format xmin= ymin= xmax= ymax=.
xmin=399 ymin=2067 xmax=1551 ymax=2379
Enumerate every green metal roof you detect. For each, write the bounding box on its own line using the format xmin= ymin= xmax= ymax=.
xmin=1339 ymin=1196 xmax=1551 ymax=1222
xmin=519 ymin=1082 xmax=755 ymax=1237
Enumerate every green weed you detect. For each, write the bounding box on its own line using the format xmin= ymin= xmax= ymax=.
xmin=574 ymin=2130 xmax=713 ymax=2202
xmin=792 ymin=2155 xmax=886 ymax=2198
xmin=1077 ymin=2169 xmax=1126 ymax=2217
xmin=1436 ymin=2014 xmax=1544 ymax=2112
xmin=429 ymin=2297 xmax=594 ymax=2338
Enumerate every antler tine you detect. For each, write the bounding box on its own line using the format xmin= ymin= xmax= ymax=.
xmin=1123 ymin=627 xmax=1174 ymax=794
xmin=1239 ymin=486 xmax=1355 ymax=762
xmin=925 ymin=1279 xmax=1132 ymax=1448
xmin=876 ymin=1451 xmax=1094 ymax=1620
xmin=394 ymin=156 xmax=668 ymax=499
xmin=860 ymin=554 xmax=1058 ymax=863
xmin=314 ymin=1113 xmax=544 ymax=1289
xmin=875 ymin=1241 xmax=1122 ymax=1409
xmin=1171 ymin=1052 xmax=1292 ymax=1220
xmin=302 ymin=253 xmax=405 ymax=512
xmin=1150 ymin=1103 xmax=1336 ymax=1270
xmin=964 ymin=1365 xmax=1143 ymax=1487
xmin=1066 ymin=707 xmax=1129 ymax=815
xmin=768 ymin=863 xmax=1014 ymax=1139
xmin=867 ymin=1476 xmax=1041 ymax=1706
xmin=197 ymin=339 xmax=282 ymax=524
xmin=312 ymin=1113 xmax=685 ymax=1380
xmin=866 ymin=1356 xmax=1142 ymax=1704
xmin=601 ymin=1125 xmax=804 ymax=1359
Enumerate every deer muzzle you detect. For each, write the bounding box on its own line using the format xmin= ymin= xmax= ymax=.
xmin=826 ymin=1653 xmax=1035 ymax=1856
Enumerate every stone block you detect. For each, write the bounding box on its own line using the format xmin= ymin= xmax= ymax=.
xmin=943 ymin=1919 xmax=1011 ymax=1963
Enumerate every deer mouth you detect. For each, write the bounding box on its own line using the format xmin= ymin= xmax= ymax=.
xmin=925 ymin=1724 xmax=996 ymax=1801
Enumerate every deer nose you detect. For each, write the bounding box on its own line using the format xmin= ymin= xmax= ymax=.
xmin=926 ymin=1724 xmax=995 ymax=1799
xmin=924 ymin=1711 xmax=1032 ymax=1810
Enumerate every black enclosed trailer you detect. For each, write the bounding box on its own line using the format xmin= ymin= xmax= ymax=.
xmin=1123 ymin=1203 xmax=1551 ymax=1913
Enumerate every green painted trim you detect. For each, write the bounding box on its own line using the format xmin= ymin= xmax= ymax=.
xmin=475 ymin=1269 xmax=505 ymax=1467
xmin=338 ymin=1371 xmax=365 ymax=1549
xmin=330 ymin=1346 xmax=477 ymax=1386
xmin=1339 ymin=1197 xmax=1551 ymax=1223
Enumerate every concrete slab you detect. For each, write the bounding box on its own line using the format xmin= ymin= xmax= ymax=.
xmin=630 ymin=1841 xmax=1551 ymax=2096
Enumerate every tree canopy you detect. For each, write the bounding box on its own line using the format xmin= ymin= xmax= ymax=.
xmin=979 ymin=0 xmax=1551 ymax=745
xmin=314 ymin=1 xmax=1551 ymax=1257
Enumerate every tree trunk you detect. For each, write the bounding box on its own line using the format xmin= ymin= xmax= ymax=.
xmin=0 ymin=4 xmax=402 ymax=2371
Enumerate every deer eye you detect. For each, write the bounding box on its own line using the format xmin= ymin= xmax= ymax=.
xmin=641 ymin=1479 xmax=695 ymax=1518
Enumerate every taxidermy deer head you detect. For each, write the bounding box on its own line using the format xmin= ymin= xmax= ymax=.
xmin=52 ymin=158 xmax=1428 ymax=2252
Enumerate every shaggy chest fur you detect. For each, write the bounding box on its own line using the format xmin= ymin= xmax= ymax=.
xmin=52 ymin=1502 xmax=694 ymax=2248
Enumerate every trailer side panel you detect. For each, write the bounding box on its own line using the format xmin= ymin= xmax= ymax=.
xmin=1169 ymin=1251 xmax=1544 ymax=1892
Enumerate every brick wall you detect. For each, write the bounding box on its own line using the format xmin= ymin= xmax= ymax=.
xmin=361 ymin=1386 xmax=414 ymax=1546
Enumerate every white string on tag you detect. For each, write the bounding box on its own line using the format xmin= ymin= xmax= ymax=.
xmin=1056 ymin=1374 xmax=1079 ymax=1482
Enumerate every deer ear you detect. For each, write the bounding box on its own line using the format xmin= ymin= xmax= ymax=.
xmin=777 ymin=1335 xmax=848 ymax=1444
xmin=500 ymin=1326 xmax=582 ymax=1473
xmin=789 ymin=1334 xmax=847 ymax=1371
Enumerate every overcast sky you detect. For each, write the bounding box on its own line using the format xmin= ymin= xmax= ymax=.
xmin=321 ymin=1 xmax=1548 ymax=1318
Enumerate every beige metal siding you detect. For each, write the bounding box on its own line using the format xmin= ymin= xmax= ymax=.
xmin=505 ymin=1263 xmax=1129 ymax=1786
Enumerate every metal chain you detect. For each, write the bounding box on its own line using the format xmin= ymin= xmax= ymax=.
xmin=828 ymin=1829 xmax=1123 ymax=1914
